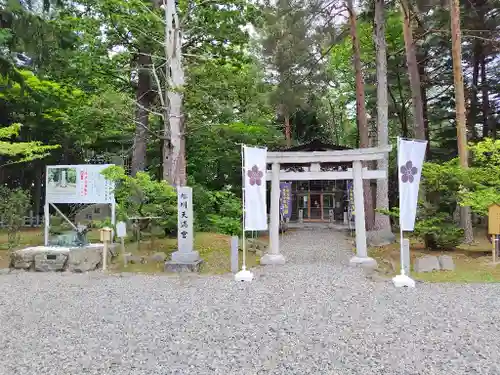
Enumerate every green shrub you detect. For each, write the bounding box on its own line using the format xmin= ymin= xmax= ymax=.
xmin=458 ymin=138 xmax=500 ymax=215
xmin=422 ymin=160 xmax=464 ymax=218
xmin=380 ymin=206 xmax=463 ymax=249
xmin=424 ymin=139 xmax=500 ymax=216
xmin=101 ymin=166 xmax=177 ymax=235
xmin=192 ymin=182 xmax=242 ymax=236
xmin=91 ymin=218 xmax=114 ymax=229
xmin=0 ymin=186 xmax=30 ymax=250
xmin=101 ymin=168 xmax=242 ymax=238
xmin=49 ymin=214 xmax=76 ymax=235
xmin=415 ymin=212 xmax=464 ymax=249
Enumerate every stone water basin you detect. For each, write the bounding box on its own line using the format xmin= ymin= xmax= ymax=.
xmin=10 ymin=243 xmax=112 ymax=272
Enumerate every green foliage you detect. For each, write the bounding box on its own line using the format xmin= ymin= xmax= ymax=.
xmin=380 ymin=206 xmax=464 ymax=249
xmin=460 ymin=188 xmax=500 ymax=216
xmin=0 ymin=186 xmax=31 ymax=250
xmin=91 ymin=218 xmax=114 ymax=230
xmin=101 ymin=166 xmax=177 ymax=233
xmin=192 ymin=182 xmax=242 ymax=236
xmin=0 ymin=122 xmax=59 ymax=165
xmin=414 ymin=205 xmax=464 ymax=249
xmin=260 ymin=0 xmax=316 ymax=111
xmin=458 ymin=139 xmax=500 ymax=215
xmin=421 ymin=160 xmax=464 ymax=216
xmin=66 ymin=89 xmax=135 ymax=150
xmin=422 ymin=139 xmax=500 ymax=216
xmin=187 ymin=121 xmax=284 ymax=192
xmin=185 ymin=60 xmax=274 ymax=127
xmin=326 ymin=10 xmax=410 ymax=147
xmin=101 ymin=167 xmax=242 ymax=237
xmin=48 ymin=214 xmax=72 ymax=235
xmin=326 ymin=19 xmax=375 ymax=147
xmin=259 ymin=0 xmax=332 ymax=142
xmin=416 ymin=160 xmax=471 ymax=248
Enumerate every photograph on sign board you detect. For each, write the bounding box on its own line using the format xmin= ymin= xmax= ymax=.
xmin=47 ymin=167 xmax=77 ymax=195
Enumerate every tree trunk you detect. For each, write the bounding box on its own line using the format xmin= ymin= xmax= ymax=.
xmin=400 ymin=0 xmax=425 ymax=140
xmin=468 ymin=41 xmax=480 ymax=140
xmin=389 ymin=68 xmax=409 ymax=137
xmin=162 ymin=0 xmax=187 ymax=186
xmin=131 ymin=51 xmax=152 ymax=176
xmin=421 ymin=81 xmax=430 ymax=154
xmin=284 ymin=110 xmax=291 ymax=147
xmin=450 ymin=0 xmax=473 ymax=243
xmin=417 ymin=49 xmax=430 ymax=156
xmin=373 ymin=0 xmax=391 ymax=233
xmin=346 ymin=0 xmax=374 ymax=230
xmin=480 ymin=52 xmax=493 ymax=139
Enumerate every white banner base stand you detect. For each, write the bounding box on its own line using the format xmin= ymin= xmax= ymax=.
xmin=392 ymin=273 xmax=416 ymax=288
xmin=235 ymin=269 xmax=254 ymax=282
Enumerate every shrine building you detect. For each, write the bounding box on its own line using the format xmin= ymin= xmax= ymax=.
xmin=271 ymin=140 xmax=374 ymax=225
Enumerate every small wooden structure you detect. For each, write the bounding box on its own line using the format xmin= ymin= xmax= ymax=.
xmin=488 ymin=204 xmax=500 ymax=262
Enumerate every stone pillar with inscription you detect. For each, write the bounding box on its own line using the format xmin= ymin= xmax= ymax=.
xmin=165 ymin=186 xmax=203 ymax=272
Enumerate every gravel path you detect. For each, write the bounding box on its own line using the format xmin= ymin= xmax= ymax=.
xmin=1 ymin=228 xmax=500 ymax=375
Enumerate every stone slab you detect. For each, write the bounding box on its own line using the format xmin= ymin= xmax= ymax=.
xmin=149 ymin=252 xmax=167 ymax=263
xmin=260 ymin=253 xmax=286 ymax=265
xmin=11 ymin=244 xmax=108 ymax=273
xmin=367 ymin=230 xmax=396 ymax=247
xmin=11 ymin=248 xmax=40 ymax=270
xmin=67 ymin=246 xmax=105 ymax=273
xmin=438 ymin=254 xmax=455 ymax=271
xmin=402 ymin=239 xmax=410 ymax=275
xmin=164 ymin=259 xmax=203 ymax=273
xmin=123 ymin=253 xmax=143 ymax=265
xmin=414 ymin=255 xmax=440 ymax=273
xmin=349 ymin=256 xmax=378 ymax=270
xmin=171 ymin=250 xmax=200 ymax=263
xmin=34 ymin=252 xmax=68 ymax=272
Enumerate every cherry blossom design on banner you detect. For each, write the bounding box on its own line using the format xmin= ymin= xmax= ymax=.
xmin=400 ymin=161 xmax=418 ymax=183
xmin=247 ymin=165 xmax=264 ymax=186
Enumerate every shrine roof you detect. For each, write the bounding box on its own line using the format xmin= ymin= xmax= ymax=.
xmin=279 ymin=139 xmax=352 ymax=152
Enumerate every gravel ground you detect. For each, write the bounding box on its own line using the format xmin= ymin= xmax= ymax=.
xmin=2 ymin=228 xmax=500 ymax=375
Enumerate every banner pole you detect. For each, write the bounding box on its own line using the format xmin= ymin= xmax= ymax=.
xmin=44 ymin=202 xmax=50 ymax=246
xmin=397 ymin=136 xmax=404 ymax=276
xmin=400 ymin=228 xmax=405 ymax=275
xmin=241 ymin=143 xmax=247 ymax=272
xmin=44 ymin=166 xmax=49 ymax=246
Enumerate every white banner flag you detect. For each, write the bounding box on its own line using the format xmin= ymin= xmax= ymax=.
xmin=398 ymin=138 xmax=428 ymax=231
xmin=243 ymin=146 xmax=268 ymax=231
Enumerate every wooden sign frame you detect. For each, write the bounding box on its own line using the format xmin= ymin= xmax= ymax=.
xmin=488 ymin=204 xmax=500 ymax=263
xmin=489 ymin=204 xmax=500 ymax=235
